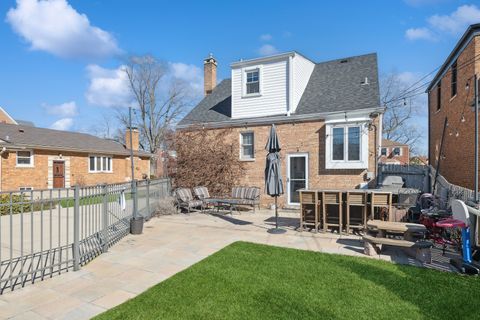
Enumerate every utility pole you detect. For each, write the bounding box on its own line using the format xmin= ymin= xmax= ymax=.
xmin=129 ymin=106 xmax=138 ymax=219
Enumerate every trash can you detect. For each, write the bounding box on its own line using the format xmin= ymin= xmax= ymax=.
xmin=130 ymin=216 xmax=144 ymax=235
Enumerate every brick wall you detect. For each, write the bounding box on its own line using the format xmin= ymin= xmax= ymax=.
xmin=180 ymin=117 xmax=379 ymax=208
xmin=0 ymin=149 xmax=150 ymax=191
xmin=428 ymin=35 xmax=479 ymax=190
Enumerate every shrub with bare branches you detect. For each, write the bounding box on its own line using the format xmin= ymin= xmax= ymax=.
xmin=174 ymin=127 xmax=245 ymax=196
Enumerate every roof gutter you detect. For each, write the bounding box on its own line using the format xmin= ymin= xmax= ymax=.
xmin=0 ymin=144 xmax=153 ymax=157
xmin=177 ymin=107 xmax=384 ymax=130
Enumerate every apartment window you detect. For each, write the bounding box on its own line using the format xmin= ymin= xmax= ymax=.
xmin=381 ymin=148 xmax=387 ymax=156
xmin=393 ymin=147 xmax=402 ymax=156
xmin=332 ymin=125 xmax=361 ymax=162
xmin=19 ymin=187 xmax=33 ymax=191
xmin=240 ymin=132 xmax=254 ymax=160
xmin=16 ymin=150 xmax=33 ymax=167
xmin=245 ymin=69 xmax=260 ymax=95
xmin=437 ymin=81 xmax=441 ymax=111
xmin=451 ymin=61 xmax=457 ymax=97
xmin=89 ymin=155 xmax=113 ymax=173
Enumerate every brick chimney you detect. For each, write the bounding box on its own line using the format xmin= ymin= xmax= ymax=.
xmin=204 ymin=53 xmax=217 ymax=96
xmin=125 ymin=127 xmax=139 ymax=151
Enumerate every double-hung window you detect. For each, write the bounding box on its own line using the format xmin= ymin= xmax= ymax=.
xmin=451 ymin=61 xmax=457 ymax=97
xmin=240 ymin=132 xmax=254 ymax=160
xmin=245 ymin=69 xmax=260 ymax=95
xmin=89 ymin=155 xmax=112 ymax=173
xmin=393 ymin=147 xmax=402 ymax=156
xmin=381 ymin=148 xmax=387 ymax=156
xmin=332 ymin=126 xmax=361 ymax=161
xmin=326 ymin=123 xmax=368 ymax=169
xmin=437 ymin=81 xmax=441 ymax=111
xmin=16 ymin=150 xmax=33 ymax=167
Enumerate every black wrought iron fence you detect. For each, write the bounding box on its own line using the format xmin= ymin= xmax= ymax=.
xmin=0 ymin=178 xmax=170 ymax=294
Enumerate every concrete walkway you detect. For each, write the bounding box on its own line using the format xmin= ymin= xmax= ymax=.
xmin=0 ymin=210 xmax=450 ymax=319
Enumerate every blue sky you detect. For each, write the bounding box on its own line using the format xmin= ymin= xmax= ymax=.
xmin=1 ymin=0 xmax=480 ymax=154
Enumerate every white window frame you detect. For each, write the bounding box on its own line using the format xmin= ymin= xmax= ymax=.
xmin=381 ymin=147 xmax=388 ymax=156
xmin=239 ymin=131 xmax=255 ymax=161
xmin=16 ymin=150 xmax=34 ymax=167
xmin=325 ymin=122 xmax=369 ymax=169
xmin=242 ymin=66 xmax=263 ymax=97
xmin=19 ymin=187 xmax=33 ymax=191
xmin=88 ymin=155 xmax=113 ymax=173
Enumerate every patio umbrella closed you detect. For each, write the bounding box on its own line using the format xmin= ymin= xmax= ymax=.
xmin=265 ymin=124 xmax=285 ymax=234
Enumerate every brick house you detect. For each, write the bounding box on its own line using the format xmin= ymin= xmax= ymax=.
xmin=178 ymin=52 xmax=383 ymax=207
xmin=379 ymin=139 xmax=410 ymax=165
xmin=0 ymin=107 xmax=151 ymax=191
xmin=428 ymin=23 xmax=480 ymax=190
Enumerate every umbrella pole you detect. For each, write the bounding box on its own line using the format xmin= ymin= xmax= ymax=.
xmin=275 ymin=196 xmax=278 ymax=229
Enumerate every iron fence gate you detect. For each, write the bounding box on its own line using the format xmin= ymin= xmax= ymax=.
xmin=0 ymin=178 xmax=170 ymax=294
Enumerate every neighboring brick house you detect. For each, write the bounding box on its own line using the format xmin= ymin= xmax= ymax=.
xmin=178 ymin=51 xmax=383 ymax=207
xmin=428 ymin=23 xmax=480 ymax=190
xmin=379 ymin=139 xmax=410 ymax=165
xmin=0 ymin=108 xmax=151 ymax=191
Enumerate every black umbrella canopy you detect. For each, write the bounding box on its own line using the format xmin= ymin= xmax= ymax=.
xmin=265 ymin=124 xmax=281 ymax=153
xmin=265 ymin=124 xmax=284 ymax=197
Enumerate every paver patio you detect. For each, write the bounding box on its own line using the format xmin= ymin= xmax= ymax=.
xmin=0 ymin=209 xmax=455 ymax=319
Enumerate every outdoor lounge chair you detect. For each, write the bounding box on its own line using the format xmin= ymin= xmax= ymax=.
xmin=193 ymin=186 xmax=213 ymax=210
xmin=174 ymin=188 xmax=203 ymax=213
xmin=231 ymin=186 xmax=261 ymax=212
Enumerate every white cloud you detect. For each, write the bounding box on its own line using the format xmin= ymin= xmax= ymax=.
xmin=259 ymin=33 xmax=272 ymax=41
xmin=43 ymin=101 xmax=77 ymax=117
xmin=405 ymin=4 xmax=480 ymax=41
xmin=169 ymin=62 xmax=203 ymax=97
xmin=6 ymin=0 xmax=120 ymax=59
xmin=86 ymin=62 xmax=204 ymax=108
xmin=50 ymin=118 xmax=73 ymax=131
xmin=85 ymin=64 xmax=133 ymax=108
xmin=258 ymin=44 xmax=279 ymax=56
xmin=405 ymin=27 xmax=436 ymax=41
xmin=428 ymin=4 xmax=480 ymax=34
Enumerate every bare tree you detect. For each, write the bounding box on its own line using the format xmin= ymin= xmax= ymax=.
xmin=381 ymin=73 xmax=424 ymax=155
xmin=121 ymin=55 xmax=191 ymax=176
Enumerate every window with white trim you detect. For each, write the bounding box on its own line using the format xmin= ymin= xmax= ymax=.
xmin=245 ymin=69 xmax=260 ymax=95
xmin=89 ymin=156 xmax=112 ymax=173
xmin=240 ymin=132 xmax=254 ymax=160
xmin=325 ymin=123 xmax=369 ymax=169
xmin=16 ymin=150 xmax=33 ymax=167
xmin=381 ymin=148 xmax=387 ymax=156
xmin=393 ymin=147 xmax=402 ymax=156
xmin=19 ymin=187 xmax=33 ymax=191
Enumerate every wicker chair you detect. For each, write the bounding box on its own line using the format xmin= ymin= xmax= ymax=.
xmin=174 ymin=188 xmax=203 ymax=213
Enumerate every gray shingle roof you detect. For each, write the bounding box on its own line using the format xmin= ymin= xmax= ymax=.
xmin=178 ymin=53 xmax=381 ymax=127
xmin=0 ymin=123 xmax=151 ymax=157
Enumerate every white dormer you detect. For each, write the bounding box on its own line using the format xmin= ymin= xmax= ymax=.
xmin=230 ymin=52 xmax=315 ymax=119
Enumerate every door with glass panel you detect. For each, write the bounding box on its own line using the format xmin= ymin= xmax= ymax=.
xmin=287 ymin=153 xmax=308 ymax=205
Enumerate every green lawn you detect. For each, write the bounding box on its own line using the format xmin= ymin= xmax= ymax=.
xmin=59 ymin=193 xmax=133 ymax=208
xmin=94 ymin=242 xmax=480 ymax=320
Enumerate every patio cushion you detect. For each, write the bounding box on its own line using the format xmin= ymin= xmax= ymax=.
xmin=187 ymin=200 xmax=203 ymax=208
xmin=245 ymin=187 xmax=260 ymax=200
xmin=232 ymin=187 xmax=246 ymax=199
xmin=193 ymin=186 xmax=210 ymax=200
xmin=175 ymin=188 xmax=193 ymax=202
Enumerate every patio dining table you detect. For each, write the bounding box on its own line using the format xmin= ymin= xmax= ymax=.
xmin=204 ymin=198 xmax=243 ymax=215
xmin=367 ymin=219 xmax=427 ymax=240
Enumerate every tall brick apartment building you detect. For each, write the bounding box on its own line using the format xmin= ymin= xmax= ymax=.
xmin=0 ymin=107 xmax=151 ymax=191
xmin=178 ymin=52 xmax=383 ymax=207
xmin=428 ymin=24 xmax=480 ymax=190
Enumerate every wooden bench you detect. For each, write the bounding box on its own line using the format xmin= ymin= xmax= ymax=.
xmin=362 ymin=235 xmax=433 ymax=263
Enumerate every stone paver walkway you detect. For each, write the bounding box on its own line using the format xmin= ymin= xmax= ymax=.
xmin=0 ymin=210 xmax=451 ymax=319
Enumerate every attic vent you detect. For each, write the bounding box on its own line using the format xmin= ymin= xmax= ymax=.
xmin=340 ymin=59 xmax=348 ymax=63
